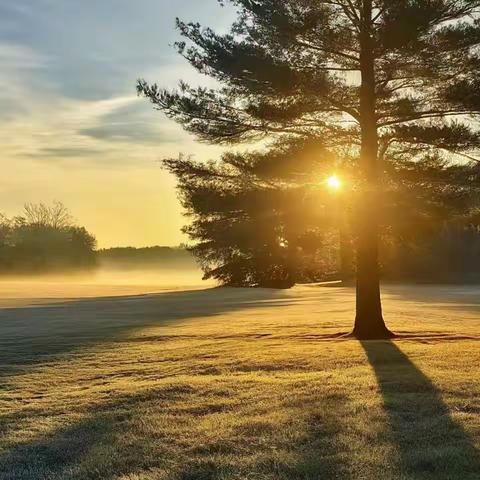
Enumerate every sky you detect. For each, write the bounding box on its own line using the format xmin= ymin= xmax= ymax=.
xmin=0 ymin=0 xmax=235 ymax=247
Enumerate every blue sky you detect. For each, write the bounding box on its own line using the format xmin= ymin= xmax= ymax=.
xmin=0 ymin=0 xmax=234 ymax=246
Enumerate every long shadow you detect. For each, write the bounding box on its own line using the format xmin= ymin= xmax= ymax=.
xmin=0 ymin=387 xmax=191 ymax=480
xmin=0 ymin=288 xmax=291 ymax=381
xmin=0 ymin=378 xmax=351 ymax=480
xmin=362 ymin=341 xmax=480 ymax=479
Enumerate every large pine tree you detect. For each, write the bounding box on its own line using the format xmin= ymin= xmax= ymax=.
xmin=139 ymin=1 xmax=480 ymax=339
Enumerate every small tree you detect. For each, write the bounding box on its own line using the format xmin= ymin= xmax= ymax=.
xmin=139 ymin=1 xmax=480 ymax=338
xmin=0 ymin=203 xmax=97 ymax=273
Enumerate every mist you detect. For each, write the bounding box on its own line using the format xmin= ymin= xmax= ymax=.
xmin=0 ymin=263 xmax=213 ymax=304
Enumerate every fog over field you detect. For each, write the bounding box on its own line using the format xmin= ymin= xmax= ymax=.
xmin=0 ymin=265 xmax=212 ymax=306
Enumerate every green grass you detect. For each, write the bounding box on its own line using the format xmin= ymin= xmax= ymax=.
xmin=1 ymin=284 xmax=480 ymax=479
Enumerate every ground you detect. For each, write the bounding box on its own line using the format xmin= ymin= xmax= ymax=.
xmin=1 ymin=279 xmax=480 ymax=480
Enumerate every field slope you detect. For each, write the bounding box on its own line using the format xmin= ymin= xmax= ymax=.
xmin=1 ymin=283 xmax=480 ymax=480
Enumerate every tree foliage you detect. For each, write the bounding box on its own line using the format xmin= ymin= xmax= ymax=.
xmin=166 ymin=137 xmax=478 ymax=287
xmin=0 ymin=203 xmax=97 ymax=274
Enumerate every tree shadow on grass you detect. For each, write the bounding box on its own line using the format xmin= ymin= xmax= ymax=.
xmin=0 ymin=387 xmax=187 ymax=480
xmin=0 ymin=287 xmax=290 ymax=381
xmin=0 ymin=383 xmax=351 ymax=480
xmin=362 ymin=341 xmax=480 ymax=479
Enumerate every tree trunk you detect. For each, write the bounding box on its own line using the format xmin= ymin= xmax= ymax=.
xmin=352 ymin=0 xmax=394 ymax=339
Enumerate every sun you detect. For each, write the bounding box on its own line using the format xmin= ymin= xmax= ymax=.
xmin=326 ymin=175 xmax=342 ymax=191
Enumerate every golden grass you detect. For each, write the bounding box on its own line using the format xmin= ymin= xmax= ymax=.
xmin=1 ymin=284 xmax=480 ymax=479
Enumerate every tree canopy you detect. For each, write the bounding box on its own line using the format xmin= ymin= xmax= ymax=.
xmin=165 ymin=137 xmax=478 ymax=287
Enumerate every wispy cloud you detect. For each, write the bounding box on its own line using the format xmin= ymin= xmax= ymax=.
xmin=28 ymin=147 xmax=107 ymax=159
xmin=0 ymin=42 xmax=47 ymax=68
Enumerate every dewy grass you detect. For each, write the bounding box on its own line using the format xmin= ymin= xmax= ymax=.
xmin=1 ymin=283 xmax=480 ymax=479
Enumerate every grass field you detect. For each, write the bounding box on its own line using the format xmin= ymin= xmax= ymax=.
xmin=1 ymin=280 xmax=480 ymax=479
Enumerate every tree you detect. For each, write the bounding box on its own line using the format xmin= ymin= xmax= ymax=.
xmin=0 ymin=203 xmax=97 ymax=273
xmin=139 ymin=0 xmax=480 ymax=338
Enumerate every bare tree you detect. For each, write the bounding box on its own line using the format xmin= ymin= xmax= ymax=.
xmin=22 ymin=201 xmax=73 ymax=229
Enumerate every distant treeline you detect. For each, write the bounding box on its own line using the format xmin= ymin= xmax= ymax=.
xmin=0 ymin=203 xmax=197 ymax=275
xmin=0 ymin=202 xmax=96 ymax=274
xmin=97 ymin=246 xmax=196 ymax=270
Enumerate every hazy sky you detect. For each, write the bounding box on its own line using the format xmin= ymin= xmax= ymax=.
xmin=1 ymin=0 xmax=235 ymax=247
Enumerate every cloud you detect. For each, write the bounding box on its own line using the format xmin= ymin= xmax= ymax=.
xmin=78 ymin=99 xmax=185 ymax=145
xmin=0 ymin=42 xmax=50 ymax=120
xmin=29 ymin=146 xmax=107 ymax=159
xmin=79 ymin=123 xmax=171 ymax=144
xmin=0 ymin=0 xmax=235 ymax=102
xmin=0 ymin=88 xmax=140 ymax=164
xmin=0 ymin=42 xmax=47 ymax=69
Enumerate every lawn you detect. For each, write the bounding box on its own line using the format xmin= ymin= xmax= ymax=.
xmin=1 ymin=283 xmax=480 ymax=479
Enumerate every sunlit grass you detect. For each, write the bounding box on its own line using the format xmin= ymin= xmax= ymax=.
xmin=1 ymin=284 xmax=480 ymax=479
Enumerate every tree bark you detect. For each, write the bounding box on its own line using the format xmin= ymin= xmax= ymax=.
xmin=352 ymin=0 xmax=394 ymax=339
